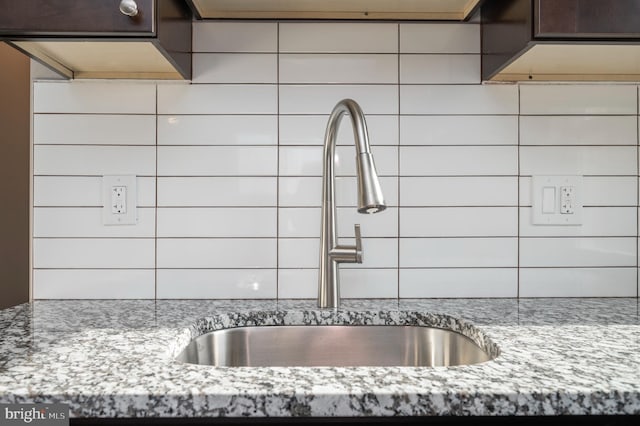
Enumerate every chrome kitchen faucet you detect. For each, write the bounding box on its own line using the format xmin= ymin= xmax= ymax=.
xmin=317 ymin=99 xmax=386 ymax=309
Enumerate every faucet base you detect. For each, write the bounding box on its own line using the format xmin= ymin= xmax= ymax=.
xmin=317 ymin=258 xmax=340 ymax=309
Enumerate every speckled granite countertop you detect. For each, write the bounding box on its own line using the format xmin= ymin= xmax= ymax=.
xmin=0 ymin=298 xmax=639 ymax=418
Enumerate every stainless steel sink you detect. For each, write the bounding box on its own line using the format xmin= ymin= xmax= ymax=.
xmin=176 ymin=325 xmax=493 ymax=367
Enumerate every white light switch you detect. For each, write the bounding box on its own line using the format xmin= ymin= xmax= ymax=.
xmin=103 ymin=176 xmax=137 ymax=225
xmin=532 ymin=176 xmax=582 ymax=226
xmin=542 ymin=187 xmax=556 ymax=214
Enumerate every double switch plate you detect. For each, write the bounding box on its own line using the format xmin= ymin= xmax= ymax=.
xmin=531 ymin=175 xmax=582 ymax=225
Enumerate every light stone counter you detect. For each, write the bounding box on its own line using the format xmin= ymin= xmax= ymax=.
xmin=0 ymin=298 xmax=638 ymax=419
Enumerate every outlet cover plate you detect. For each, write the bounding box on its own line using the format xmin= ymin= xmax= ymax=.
xmin=103 ymin=175 xmax=137 ymax=225
xmin=532 ymin=175 xmax=583 ymax=225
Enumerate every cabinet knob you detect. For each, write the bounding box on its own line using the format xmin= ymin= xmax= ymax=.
xmin=119 ymin=0 xmax=139 ymax=17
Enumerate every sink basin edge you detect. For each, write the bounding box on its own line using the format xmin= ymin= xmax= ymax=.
xmin=174 ymin=310 xmax=500 ymax=367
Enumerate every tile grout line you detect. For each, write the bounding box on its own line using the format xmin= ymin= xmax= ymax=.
xmin=154 ymin=84 xmax=159 ymax=301
xmin=276 ymin=21 xmax=280 ymax=301
xmin=517 ymin=84 xmax=521 ymax=299
xmin=397 ymin=22 xmax=401 ymax=301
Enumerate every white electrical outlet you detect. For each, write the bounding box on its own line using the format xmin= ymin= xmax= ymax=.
xmin=111 ymin=186 xmax=127 ymax=214
xmin=531 ymin=176 xmax=582 ymax=225
xmin=103 ymin=176 xmax=137 ymax=225
xmin=560 ymin=186 xmax=575 ymax=214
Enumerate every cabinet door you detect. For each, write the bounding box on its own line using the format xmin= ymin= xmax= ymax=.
xmin=535 ymin=0 xmax=640 ymax=38
xmin=0 ymin=0 xmax=154 ymax=36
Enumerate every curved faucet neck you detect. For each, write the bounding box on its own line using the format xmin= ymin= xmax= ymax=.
xmin=323 ymin=98 xmax=372 ymax=157
xmin=321 ymin=99 xmax=373 ymax=245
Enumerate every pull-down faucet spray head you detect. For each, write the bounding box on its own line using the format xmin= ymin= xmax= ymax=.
xmin=356 ymin=151 xmax=386 ymax=214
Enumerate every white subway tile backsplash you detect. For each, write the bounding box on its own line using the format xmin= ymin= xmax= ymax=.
xmin=400 ymin=268 xmax=517 ymax=298
xmin=520 ymin=207 xmax=637 ymax=237
xmin=33 ymin=239 xmax=154 ymax=269
xmin=279 ymin=115 xmax=398 ymax=146
xmin=279 ymin=23 xmax=398 ymax=53
xmin=520 ymin=85 xmax=638 ymax=115
xmin=278 ymin=177 xmax=398 ymax=207
xmin=158 ymin=208 xmax=277 ymax=238
xmin=339 ymin=177 xmax=399 ymax=207
xmin=520 ymin=176 xmax=638 ymax=206
xmin=401 ymin=177 xmax=517 ymax=206
xmin=34 ymin=146 xmax=156 ymax=176
xmin=33 ymin=269 xmax=155 ymax=299
xmin=34 ymin=114 xmax=155 ymax=145
xmin=193 ymin=54 xmax=277 ymax=84
xmin=339 ymin=269 xmax=398 ymax=298
xmin=158 ymin=115 xmax=277 ymax=146
xmin=278 ymin=238 xmax=397 ymax=269
xmin=400 ymin=115 xmax=518 ymax=146
xmin=157 ymin=84 xmax=277 ymax=115
xmin=401 ymin=207 xmax=517 ymax=237
xmin=400 ymin=238 xmax=518 ymax=267
xmin=519 ymin=116 xmax=638 ymax=146
xmin=157 ymin=269 xmax=277 ymax=299
xmin=279 ymin=208 xmax=318 ymax=238
xmin=400 ymin=146 xmax=518 ymax=176
xmin=519 ymin=268 xmax=637 ymax=297
xmin=278 ymin=269 xmax=317 ymax=299
xmin=339 ymin=240 xmax=398 ymax=272
xmin=31 ymin=22 xmax=640 ymax=301
xmin=157 ymin=239 xmax=277 ymax=268
xmin=34 ymin=176 xmax=155 ymax=207
xmin=278 ymin=177 xmax=321 ymax=206
xmin=278 ymin=207 xmax=398 ymax=239
xmin=33 ymin=208 xmax=155 ymax=238
xmin=278 ymin=146 xmax=323 ymax=176
xmin=341 ymin=238 xmax=399 ymax=269
xmin=520 ymin=237 xmax=637 ymax=267
xmin=585 ymin=177 xmax=640 ymax=206
xmin=280 ymin=85 xmax=398 ymax=114
xmin=278 ymin=268 xmax=399 ymax=299
xmin=520 ymin=146 xmax=637 ymax=176
xmin=280 ymin=54 xmax=397 ymax=84
xmin=337 ymin=146 xmax=398 ymax=176
xmin=34 ymin=82 xmax=156 ymax=114
xmin=279 ymin=146 xmax=398 ymax=176
xmin=193 ymin=22 xmax=277 ymax=53
xmin=338 ymin=208 xmax=398 ymax=238
xmin=158 ymin=146 xmax=277 ymax=176
xmin=401 ymin=84 xmax=518 ymax=115
xmin=400 ymin=54 xmax=480 ymax=84
xmin=278 ymin=238 xmax=318 ymax=268
xmin=400 ymin=23 xmax=479 ymax=53
xmin=158 ymin=177 xmax=277 ymax=207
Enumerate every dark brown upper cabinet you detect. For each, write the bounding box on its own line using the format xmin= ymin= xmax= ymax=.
xmin=482 ymin=0 xmax=640 ymax=81
xmin=187 ymin=0 xmax=483 ymax=20
xmin=0 ymin=0 xmax=192 ymax=80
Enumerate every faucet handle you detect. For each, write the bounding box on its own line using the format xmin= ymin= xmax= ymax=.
xmin=354 ymin=224 xmax=363 ymax=263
